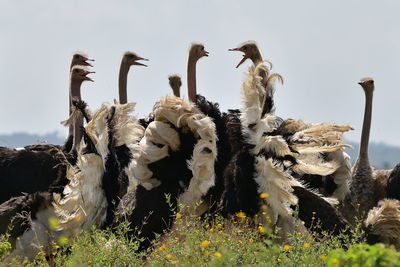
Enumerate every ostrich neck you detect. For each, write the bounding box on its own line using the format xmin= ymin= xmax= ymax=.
xmin=187 ymin=55 xmax=198 ymax=102
xmin=119 ymin=62 xmax=130 ymax=104
xmin=68 ymin=63 xmax=76 ymax=136
xmin=172 ymin=86 xmax=181 ymax=97
xmin=358 ymin=90 xmax=373 ymax=165
xmin=70 ymin=79 xmax=84 ymax=153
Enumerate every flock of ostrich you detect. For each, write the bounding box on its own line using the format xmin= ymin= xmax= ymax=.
xmin=1 ymin=41 xmax=400 ymax=261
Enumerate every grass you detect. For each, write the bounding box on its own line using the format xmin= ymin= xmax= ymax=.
xmin=0 ymin=209 xmax=399 ymax=266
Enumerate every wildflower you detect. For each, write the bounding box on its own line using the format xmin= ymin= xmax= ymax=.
xmin=214 ymin=252 xmax=222 ymax=258
xmin=238 ymin=240 xmax=243 ymax=244
xmin=171 ymin=260 xmax=177 ymax=265
xmin=201 ymin=240 xmax=209 ymax=247
xmin=303 ymin=243 xmax=310 ymax=248
xmin=260 ymin=193 xmax=269 ymax=199
xmin=332 ymin=258 xmax=340 ymax=264
xmin=236 ymin=211 xmax=246 ymax=219
xmin=58 ymin=235 xmax=69 ymax=246
xmin=258 ymin=226 xmax=265 ymax=233
xmin=37 ymin=251 xmax=45 ymax=256
xmin=249 ymin=238 xmax=254 ymax=243
xmin=166 ymin=254 xmax=173 ymax=259
xmin=312 ymin=211 xmax=316 ymax=215
xmin=261 ymin=204 xmax=268 ymax=211
xmin=175 ymin=213 xmax=182 ymax=219
xmin=51 ymin=251 xmax=57 ymax=256
xmin=48 ymin=216 xmax=59 ymax=230
xmin=311 ymin=217 xmax=315 ymax=220
xmin=217 ymin=223 xmax=222 ymax=228
xmin=283 ymin=244 xmax=291 ymax=251
xmin=262 ymin=212 xmax=267 ymax=215
xmin=209 ymin=228 xmax=214 ymax=233
xmin=158 ymin=244 xmax=167 ymax=251
xmin=219 ymin=230 xmax=223 ymax=234
xmin=277 ymin=258 xmax=282 ymax=263
xmin=320 ymin=255 xmax=327 ymax=260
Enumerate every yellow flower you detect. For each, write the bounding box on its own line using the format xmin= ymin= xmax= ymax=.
xmin=303 ymin=243 xmax=310 ymax=248
xmin=51 ymin=251 xmax=57 ymax=256
xmin=301 ymin=221 xmax=305 ymax=225
xmin=158 ymin=244 xmax=167 ymax=251
xmin=258 ymin=226 xmax=265 ymax=233
xmin=260 ymin=193 xmax=269 ymax=199
xmin=37 ymin=251 xmax=45 ymax=256
xmin=320 ymin=255 xmax=327 ymax=260
xmin=58 ymin=235 xmax=69 ymax=246
xmin=209 ymin=228 xmax=214 ymax=233
xmin=277 ymin=258 xmax=282 ymax=263
xmin=311 ymin=217 xmax=316 ymax=220
xmin=166 ymin=254 xmax=173 ymax=259
xmin=238 ymin=240 xmax=243 ymax=244
xmin=201 ymin=240 xmax=209 ymax=247
xmin=332 ymin=258 xmax=340 ymax=264
xmin=217 ymin=223 xmax=222 ymax=228
xmin=171 ymin=260 xmax=177 ymax=265
xmin=261 ymin=204 xmax=268 ymax=211
xmin=214 ymin=252 xmax=222 ymax=258
xmin=249 ymin=238 xmax=254 ymax=243
xmin=175 ymin=213 xmax=182 ymax=219
xmin=283 ymin=244 xmax=291 ymax=251
xmin=236 ymin=211 xmax=246 ymax=219
xmin=48 ymin=216 xmax=59 ymax=230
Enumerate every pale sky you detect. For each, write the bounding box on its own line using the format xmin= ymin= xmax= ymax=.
xmin=1 ymin=1 xmax=400 ymax=146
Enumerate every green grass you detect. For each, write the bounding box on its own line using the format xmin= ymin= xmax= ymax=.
xmin=1 ymin=211 xmax=399 ymax=266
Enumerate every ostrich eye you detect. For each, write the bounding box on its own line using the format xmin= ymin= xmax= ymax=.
xmin=242 ymin=46 xmax=247 ymax=51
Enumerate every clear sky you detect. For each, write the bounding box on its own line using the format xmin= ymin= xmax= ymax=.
xmin=1 ymin=1 xmax=399 ymax=146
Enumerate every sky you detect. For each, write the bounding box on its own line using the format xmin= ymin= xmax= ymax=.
xmin=1 ymin=0 xmax=400 ymax=146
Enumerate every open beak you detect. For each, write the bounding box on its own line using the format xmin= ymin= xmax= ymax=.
xmin=228 ymin=47 xmax=247 ymax=68
xmin=83 ymin=58 xmax=95 ymax=67
xmin=358 ymin=81 xmax=363 ymax=85
xmin=202 ymin=49 xmax=209 ymax=57
xmin=82 ymin=71 xmax=95 ymax=82
xmin=133 ymin=56 xmax=149 ymax=67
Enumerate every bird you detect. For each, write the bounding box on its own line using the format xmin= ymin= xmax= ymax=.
xmin=1 ymin=102 xmax=141 ymax=261
xmin=114 ymin=44 xmax=218 ymax=251
xmin=168 ymin=74 xmax=182 ymax=97
xmin=229 ymin=41 xmax=352 ymax=201
xmin=0 ymin=66 xmax=94 ymax=204
xmin=118 ymin=51 xmax=148 ymax=104
xmin=65 ymin=52 xmax=95 ymax=152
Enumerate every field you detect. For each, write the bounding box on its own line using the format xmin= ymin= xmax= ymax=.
xmin=1 ymin=208 xmax=399 ymax=267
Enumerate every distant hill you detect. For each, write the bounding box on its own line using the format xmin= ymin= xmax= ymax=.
xmin=345 ymin=141 xmax=400 ymax=169
xmin=0 ymin=132 xmax=399 ymax=169
xmin=0 ymin=132 xmax=65 ymax=148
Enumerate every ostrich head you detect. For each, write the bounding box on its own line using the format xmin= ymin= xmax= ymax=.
xmin=168 ymin=74 xmax=182 ymax=97
xmin=70 ymin=65 xmax=95 ymax=83
xmin=189 ymin=43 xmax=209 ymax=61
xmin=121 ymin=51 xmax=148 ymax=67
xmin=71 ymin=52 xmax=94 ymax=68
xmin=229 ymin=41 xmax=263 ymax=68
xmin=358 ymin=77 xmax=375 ymax=92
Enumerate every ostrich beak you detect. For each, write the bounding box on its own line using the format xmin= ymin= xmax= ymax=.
xmin=83 ymin=71 xmax=95 ymax=82
xmin=83 ymin=58 xmax=95 ymax=67
xmin=228 ymin=47 xmax=248 ymax=68
xmin=202 ymin=49 xmax=209 ymax=57
xmin=133 ymin=56 xmax=149 ymax=67
xmin=358 ymin=81 xmax=364 ymax=85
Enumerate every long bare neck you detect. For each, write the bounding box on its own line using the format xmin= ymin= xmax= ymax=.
xmin=70 ymin=79 xmax=83 ymax=153
xmin=358 ymin=89 xmax=373 ymax=166
xmin=172 ymin=86 xmax=180 ymax=97
xmin=187 ymin=55 xmax=198 ymax=102
xmin=68 ymin=63 xmax=75 ymax=136
xmin=119 ymin=61 xmax=130 ymax=104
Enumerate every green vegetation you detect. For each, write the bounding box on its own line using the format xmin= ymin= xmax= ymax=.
xmin=1 ymin=211 xmax=399 ymax=266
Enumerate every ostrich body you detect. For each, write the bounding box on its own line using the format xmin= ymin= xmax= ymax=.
xmin=0 ymin=67 xmax=93 ymax=204
xmin=1 ymin=103 xmax=141 ymax=261
xmin=229 ymin=41 xmax=352 ymax=200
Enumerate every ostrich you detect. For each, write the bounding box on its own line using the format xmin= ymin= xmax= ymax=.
xmin=168 ymin=74 xmax=182 ymax=97
xmin=115 ymin=44 xmax=219 ymax=250
xmin=119 ymin=51 xmax=148 ymax=104
xmin=222 ymin=46 xmax=354 ymax=238
xmin=0 ymin=67 xmax=94 ymax=204
xmin=229 ymin=41 xmax=352 ymax=201
xmin=1 ymin=102 xmax=141 ymax=261
xmin=65 ymin=52 xmax=95 ymax=151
